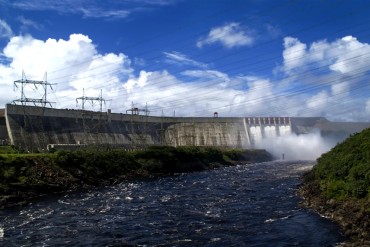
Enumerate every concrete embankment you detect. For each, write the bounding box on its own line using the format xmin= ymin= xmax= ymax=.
xmin=4 ymin=104 xmax=255 ymax=151
xmin=0 ymin=109 xmax=8 ymax=144
xmin=0 ymin=146 xmax=272 ymax=209
xmin=3 ymin=104 xmax=370 ymax=153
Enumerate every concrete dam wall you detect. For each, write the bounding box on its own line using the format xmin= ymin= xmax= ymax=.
xmin=2 ymin=104 xmax=370 ymax=152
xmin=0 ymin=109 xmax=8 ymax=145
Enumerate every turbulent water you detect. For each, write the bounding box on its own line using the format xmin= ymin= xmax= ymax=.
xmin=0 ymin=161 xmax=344 ymax=246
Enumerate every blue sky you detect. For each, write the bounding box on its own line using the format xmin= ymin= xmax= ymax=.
xmin=0 ymin=0 xmax=370 ymax=121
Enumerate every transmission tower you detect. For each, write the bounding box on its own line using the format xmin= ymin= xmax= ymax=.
xmin=126 ymin=102 xmax=150 ymax=149
xmin=13 ymin=71 xmax=56 ymax=107
xmin=76 ymin=89 xmax=109 ymax=112
xmin=76 ymin=89 xmax=111 ymax=147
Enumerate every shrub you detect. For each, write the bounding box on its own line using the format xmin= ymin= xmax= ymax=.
xmin=313 ymin=127 xmax=370 ymax=200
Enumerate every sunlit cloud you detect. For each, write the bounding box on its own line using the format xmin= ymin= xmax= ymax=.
xmin=0 ymin=32 xmax=369 ymax=121
xmin=0 ymin=33 xmax=132 ymax=110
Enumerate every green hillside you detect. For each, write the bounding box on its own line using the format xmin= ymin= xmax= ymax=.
xmin=312 ymin=128 xmax=370 ymax=200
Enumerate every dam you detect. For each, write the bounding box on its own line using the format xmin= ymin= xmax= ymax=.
xmin=1 ymin=104 xmax=369 ymax=152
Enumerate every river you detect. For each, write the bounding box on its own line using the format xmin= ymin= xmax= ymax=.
xmin=0 ymin=161 xmax=344 ymax=246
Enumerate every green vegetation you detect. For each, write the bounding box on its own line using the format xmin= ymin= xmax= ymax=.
xmin=0 ymin=146 xmax=272 ymax=208
xmin=311 ymin=128 xmax=370 ymax=201
xmin=0 ymin=145 xmax=18 ymax=154
xmin=300 ymin=128 xmax=370 ymax=245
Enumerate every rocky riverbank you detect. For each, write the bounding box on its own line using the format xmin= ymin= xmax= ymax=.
xmin=297 ymin=127 xmax=370 ymax=246
xmin=298 ymin=171 xmax=370 ymax=247
xmin=0 ymin=146 xmax=272 ymax=209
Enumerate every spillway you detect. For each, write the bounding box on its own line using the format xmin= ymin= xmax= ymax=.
xmin=279 ymin=125 xmax=291 ymax=136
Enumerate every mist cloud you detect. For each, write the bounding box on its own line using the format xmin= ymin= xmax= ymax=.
xmin=257 ymin=131 xmax=337 ymax=160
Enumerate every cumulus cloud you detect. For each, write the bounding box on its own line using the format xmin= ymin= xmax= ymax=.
xmin=331 ymin=81 xmax=350 ymax=97
xmin=306 ymin=90 xmax=329 ymax=110
xmin=119 ymin=69 xmax=280 ymax=117
xmin=0 ymin=32 xmax=369 ymax=122
xmin=282 ymin=37 xmax=307 ymax=74
xmin=282 ymin=36 xmax=370 ymax=76
xmin=197 ymin=22 xmax=254 ymax=49
xmin=278 ymin=36 xmax=370 ymax=121
xmin=0 ymin=32 xmax=271 ymax=116
xmin=0 ymin=34 xmax=132 ymax=110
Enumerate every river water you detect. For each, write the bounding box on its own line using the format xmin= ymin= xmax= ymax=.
xmin=0 ymin=161 xmax=344 ymax=246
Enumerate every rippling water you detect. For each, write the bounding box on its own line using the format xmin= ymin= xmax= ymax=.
xmin=0 ymin=161 xmax=344 ymax=246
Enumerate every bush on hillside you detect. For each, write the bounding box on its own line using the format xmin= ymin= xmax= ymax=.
xmin=313 ymin=128 xmax=370 ymax=200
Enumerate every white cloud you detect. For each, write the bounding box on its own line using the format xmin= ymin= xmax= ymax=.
xmin=119 ymin=70 xmax=277 ymax=117
xmin=328 ymin=36 xmax=370 ymax=75
xmin=0 ymin=19 xmax=13 ymax=39
xmin=0 ymin=34 xmax=132 ymax=110
xmin=306 ymin=90 xmax=329 ymax=109
xmin=1 ymin=32 xmax=369 ymax=122
xmin=163 ymin=51 xmax=208 ymax=68
xmin=282 ymin=36 xmax=370 ymax=76
xmin=197 ymin=22 xmax=254 ymax=49
xmin=124 ymin=70 xmax=152 ymax=93
xmin=331 ymin=81 xmax=350 ymax=97
xmin=282 ymin=37 xmax=307 ymax=74
xmin=181 ymin=70 xmax=228 ymax=81
xmin=277 ymin=36 xmax=370 ymax=121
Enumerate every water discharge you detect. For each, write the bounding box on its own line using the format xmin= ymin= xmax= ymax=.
xmin=249 ymin=126 xmax=262 ymax=146
xmin=264 ymin=125 xmax=277 ymax=139
xmin=0 ymin=161 xmax=344 ymax=246
xmin=279 ymin=125 xmax=291 ymax=136
xmin=257 ymin=131 xmax=336 ymax=160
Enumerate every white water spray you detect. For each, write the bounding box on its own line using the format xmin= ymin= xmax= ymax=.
xmin=256 ymin=130 xmax=337 ymax=160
